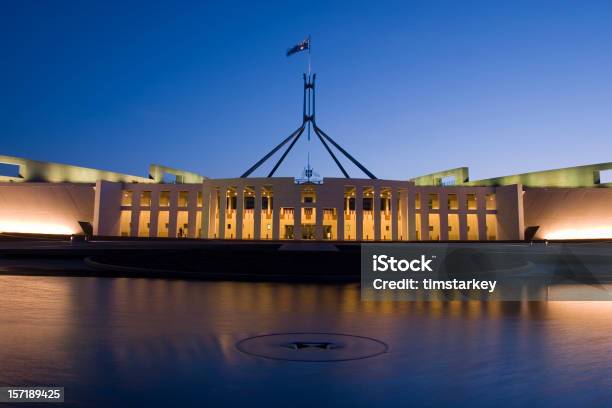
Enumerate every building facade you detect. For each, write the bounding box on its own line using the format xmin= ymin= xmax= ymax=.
xmin=1 ymin=154 xmax=611 ymax=241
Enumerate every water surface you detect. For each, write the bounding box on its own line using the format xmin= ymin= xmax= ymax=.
xmin=1 ymin=276 xmax=611 ymax=407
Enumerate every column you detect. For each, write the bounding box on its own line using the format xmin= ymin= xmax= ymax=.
xmin=407 ymin=189 xmax=416 ymax=241
xmin=355 ymin=187 xmax=363 ymax=241
xmin=149 ymin=190 xmax=160 ymax=237
xmin=440 ymin=192 xmax=449 ymax=241
xmin=373 ymin=187 xmax=381 ymax=241
xmin=219 ymin=187 xmax=226 ymax=239
xmin=272 ymin=192 xmax=280 ymax=240
xmin=337 ymin=198 xmax=345 ymax=241
xmin=130 ymin=207 xmax=140 ymax=237
xmin=254 ymin=186 xmax=262 ymax=240
xmin=477 ymin=190 xmax=487 ymax=240
xmin=458 ymin=192 xmax=468 ymax=240
xmin=187 ymin=190 xmax=197 ymax=238
xmin=294 ymin=194 xmax=302 ymax=241
xmin=391 ymin=189 xmax=398 ymax=241
xmin=315 ymin=206 xmax=324 ymax=240
xmin=236 ymin=187 xmax=244 ymax=239
xmin=201 ymin=186 xmax=211 ymax=238
xmin=420 ymin=192 xmax=429 ymax=241
xmin=399 ymin=190 xmax=408 ymax=241
xmin=168 ymin=190 xmax=178 ymax=238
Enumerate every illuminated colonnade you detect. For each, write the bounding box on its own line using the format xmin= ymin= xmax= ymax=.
xmin=94 ymin=178 xmax=518 ymax=241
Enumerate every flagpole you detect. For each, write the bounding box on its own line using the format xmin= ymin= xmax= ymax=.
xmin=308 ymin=35 xmax=311 ymax=76
xmin=307 ymin=35 xmax=312 ymax=143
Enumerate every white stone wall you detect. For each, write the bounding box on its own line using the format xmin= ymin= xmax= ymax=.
xmin=0 ymin=182 xmax=95 ymax=234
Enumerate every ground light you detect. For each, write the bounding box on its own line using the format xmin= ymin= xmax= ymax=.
xmin=545 ymin=227 xmax=612 ymax=240
xmin=0 ymin=221 xmax=75 ymax=235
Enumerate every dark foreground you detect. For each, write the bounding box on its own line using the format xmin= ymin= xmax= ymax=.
xmin=1 ymin=276 xmax=611 ymax=407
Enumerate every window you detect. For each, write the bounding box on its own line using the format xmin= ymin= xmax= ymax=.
xmin=140 ymin=191 xmax=151 ymax=207
xmin=363 ymin=197 xmax=373 ymax=211
xmin=119 ymin=210 xmax=131 ymax=236
xmin=138 ymin=210 xmax=150 ymax=237
xmin=304 ymin=196 xmax=314 ymax=203
xmin=466 ymin=194 xmax=477 ymax=210
xmin=486 ymin=193 xmax=496 ymax=210
xmin=467 ymin=214 xmax=479 ymax=240
xmin=197 ymin=191 xmax=203 ymax=207
xmin=447 ymin=194 xmax=458 ymax=210
xmin=440 ymin=175 xmax=456 ymax=186
xmin=428 ymin=214 xmax=440 ymax=240
xmin=447 ymin=214 xmax=459 ymax=240
xmin=159 ymin=191 xmax=170 ymax=207
xmin=245 ymin=196 xmax=255 ymax=209
xmin=381 ymin=198 xmax=390 ymax=211
xmin=600 ymin=169 xmax=612 ymax=184
xmin=486 ymin=214 xmax=497 ymax=240
xmin=0 ymin=163 xmax=20 ymax=178
xmin=415 ymin=193 xmax=421 ymax=210
xmin=428 ymin=194 xmax=439 ymax=210
xmin=177 ymin=211 xmax=188 ymax=237
xmin=345 ymin=197 xmax=356 ymax=211
xmin=157 ymin=211 xmax=169 ymax=237
xmin=178 ymin=191 xmax=189 ymax=207
xmin=121 ymin=191 xmax=132 ymax=206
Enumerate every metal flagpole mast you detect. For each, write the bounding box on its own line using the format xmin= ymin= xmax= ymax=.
xmin=241 ymin=36 xmax=377 ymax=179
xmin=307 ymin=35 xmax=312 ymax=76
xmin=307 ymin=35 xmax=312 ymax=143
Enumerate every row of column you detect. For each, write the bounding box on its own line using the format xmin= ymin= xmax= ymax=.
xmin=200 ymin=186 xmax=409 ymax=241
xmin=198 ymin=185 xmax=493 ymax=241
xmin=128 ymin=189 xmax=200 ymax=238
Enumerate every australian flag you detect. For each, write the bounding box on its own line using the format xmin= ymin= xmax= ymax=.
xmin=286 ymin=37 xmax=310 ymax=57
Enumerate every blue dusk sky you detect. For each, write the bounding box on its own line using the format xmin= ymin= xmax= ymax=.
xmin=2 ymin=1 xmax=612 ymax=180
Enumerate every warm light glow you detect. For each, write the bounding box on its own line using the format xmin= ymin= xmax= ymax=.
xmin=545 ymin=227 xmax=612 ymax=240
xmin=0 ymin=221 xmax=75 ymax=235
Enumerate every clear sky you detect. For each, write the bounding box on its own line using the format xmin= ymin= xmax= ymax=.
xmin=2 ymin=1 xmax=612 ymax=181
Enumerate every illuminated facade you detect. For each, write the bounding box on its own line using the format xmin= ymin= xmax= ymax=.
xmin=1 ymin=154 xmax=611 ymax=241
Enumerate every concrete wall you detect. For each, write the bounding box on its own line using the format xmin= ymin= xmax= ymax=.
xmin=496 ymin=184 xmax=524 ymax=240
xmin=93 ymin=180 xmax=123 ymax=236
xmin=0 ymin=182 xmax=95 ymax=234
xmin=524 ymin=187 xmax=612 ymax=239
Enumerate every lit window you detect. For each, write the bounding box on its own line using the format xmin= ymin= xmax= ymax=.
xmin=160 ymin=191 xmax=170 ymax=207
xmin=121 ymin=191 xmax=133 ymax=206
xmin=486 ymin=193 xmax=496 ymax=210
xmin=447 ymin=194 xmax=458 ymax=210
xmin=179 ymin=191 xmax=189 ymax=207
xmin=140 ymin=191 xmax=151 ymax=207
xmin=428 ymin=194 xmax=439 ymax=210
xmin=467 ymin=194 xmax=477 ymax=210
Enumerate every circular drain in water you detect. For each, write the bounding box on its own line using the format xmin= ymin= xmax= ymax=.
xmin=236 ymin=332 xmax=388 ymax=362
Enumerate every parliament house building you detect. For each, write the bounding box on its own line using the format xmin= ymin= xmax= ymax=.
xmin=2 ymin=75 xmax=612 ymax=242
xmin=1 ymin=153 xmax=612 ymax=242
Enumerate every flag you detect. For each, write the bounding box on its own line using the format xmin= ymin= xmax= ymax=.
xmin=286 ymin=37 xmax=310 ymax=57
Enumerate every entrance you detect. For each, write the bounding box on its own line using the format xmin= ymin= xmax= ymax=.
xmin=301 ymin=224 xmax=315 ymax=240
xmin=323 ymin=225 xmax=332 ymax=240
xmin=284 ymin=225 xmax=294 ymax=240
